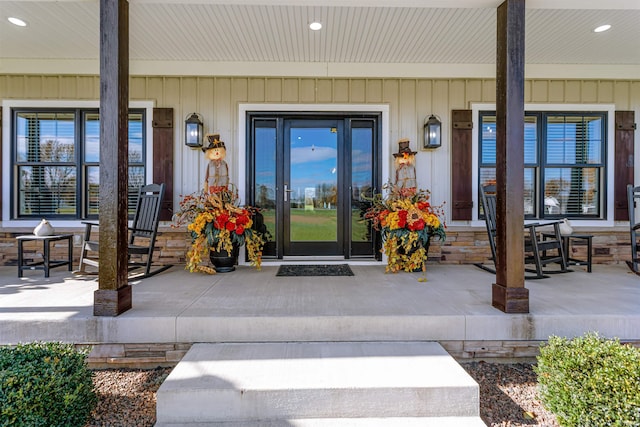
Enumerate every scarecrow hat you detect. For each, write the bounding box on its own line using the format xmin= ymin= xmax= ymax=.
xmin=202 ymin=133 xmax=226 ymax=152
xmin=393 ymin=138 xmax=417 ymax=157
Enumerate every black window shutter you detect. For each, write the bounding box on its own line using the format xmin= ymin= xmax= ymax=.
xmin=614 ymin=111 xmax=635 ymax=221
xmin=451 ymin=109 xmax=473 ymax=220
xmin=152 ymin=108 xmax=174 ymax=221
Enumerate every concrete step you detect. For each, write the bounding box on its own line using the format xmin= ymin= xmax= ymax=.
xmin=156 ymin=342 xmax=481 ymax=425
xmin=155 ymin=417 xmax=487 ymax=426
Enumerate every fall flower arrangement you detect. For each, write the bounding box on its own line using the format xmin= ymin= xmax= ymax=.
xmin=364 ymin=184 xmax=446 ymax=273
xmin=173 ymin=186 xmax=266 ymax=273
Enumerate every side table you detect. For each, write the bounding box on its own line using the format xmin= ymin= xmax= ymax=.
xmin=543 ymin=232 xmax=593 ymax=273
xmin=17 ymin=234 xmax=74 ymax=278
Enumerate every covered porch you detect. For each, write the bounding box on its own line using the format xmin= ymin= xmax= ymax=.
xmin=1 ymin=262 xmax=638 ymax=366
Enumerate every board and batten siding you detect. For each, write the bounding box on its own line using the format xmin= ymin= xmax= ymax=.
xmin=1 ymin=75 xmax=639 ymax=223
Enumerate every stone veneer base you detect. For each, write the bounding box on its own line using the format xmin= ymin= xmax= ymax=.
xmin=82 ymin=340 xmax=640 ymax=369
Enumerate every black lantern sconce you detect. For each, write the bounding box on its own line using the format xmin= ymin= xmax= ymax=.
xmin=184 ymin=113 xmax=204 ymax=148
xmin=423 ymin=114 xmax=442 ymax=149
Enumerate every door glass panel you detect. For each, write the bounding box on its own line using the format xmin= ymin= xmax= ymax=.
xmin=289 ymin=127 xmax=338 ymax=242
xmin=254 ymin=124 xmax=277 ymax=250
xmin=351 ymin=126 xmax=373 ymax=243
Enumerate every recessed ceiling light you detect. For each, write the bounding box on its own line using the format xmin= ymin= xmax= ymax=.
xmin=309 ymin=22 xmax=322 ymax=31
xmin=593 ymin=24 xmax=611 ymax=33
xmin=8 ymin=17 xmax=27 ymax=27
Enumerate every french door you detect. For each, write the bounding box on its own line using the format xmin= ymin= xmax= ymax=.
xmin=248 ymin=113 xmax=381 ymax=259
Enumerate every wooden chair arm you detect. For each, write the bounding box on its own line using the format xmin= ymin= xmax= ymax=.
xmin=128 ymin=226 xmax=155 ymax=234
xmin=538 ymin=220 xmax=563 ymax=226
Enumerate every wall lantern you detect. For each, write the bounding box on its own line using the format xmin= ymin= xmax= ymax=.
xmin=184 ymin=113 xmax=204 ymax=148
xmin=423 ymin=114 xmax=442 ymax=149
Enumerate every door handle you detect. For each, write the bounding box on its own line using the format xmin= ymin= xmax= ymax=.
xmin=284 ymin=184 xmax=294 ymax=202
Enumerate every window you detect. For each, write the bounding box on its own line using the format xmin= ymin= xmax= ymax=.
xmin=479 ymin=111 xmax=606 ymax=219
xmin=13 ymin=108 xmax=146 ymax=219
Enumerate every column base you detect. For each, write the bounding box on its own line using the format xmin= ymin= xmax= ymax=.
xmin=94 ymin=286 xmax=132 ymax=316
xmin=492 ymin=283 xmax=529 ymax=313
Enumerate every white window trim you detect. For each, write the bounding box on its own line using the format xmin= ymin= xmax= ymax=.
xmin=470 ymin=103 xmax=616 ymax=228
xmin=1 ymin=99 xmax=155 ymax=228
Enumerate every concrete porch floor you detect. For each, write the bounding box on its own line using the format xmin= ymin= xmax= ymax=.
xmin=1 ymin=262 xmax=639 ymax=359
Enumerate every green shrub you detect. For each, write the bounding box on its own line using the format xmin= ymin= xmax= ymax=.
xmin=535 ymin=333 xmax=640 ymax=427
xmin=0 ymin=342 xmax=97 ymax=427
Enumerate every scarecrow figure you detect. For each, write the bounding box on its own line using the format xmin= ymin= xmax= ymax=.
xmin=394 ymin=138 xmax=417 ymax=191
xmin=203 ymin=133 xmax=229 ymax=193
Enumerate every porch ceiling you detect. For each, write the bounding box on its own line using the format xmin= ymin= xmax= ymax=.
xmin=0 ymin=0 xmax=639 ymax=76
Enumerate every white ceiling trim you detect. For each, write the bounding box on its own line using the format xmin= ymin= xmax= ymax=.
xmin=2 ymin=59 xmax=639 ymax=80
xmin=0 ymin=59 xmax=99 ymax=76
xmin=124 ymin=0 xmax=640 ymax=9
xmin=524 ymin=64 xmax=640 ymax=80
xmin=5 ymin=0 xmax=637 ymax=8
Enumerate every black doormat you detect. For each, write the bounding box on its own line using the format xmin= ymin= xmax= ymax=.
xmin=276 ymin=264 xmax=354 ymax=277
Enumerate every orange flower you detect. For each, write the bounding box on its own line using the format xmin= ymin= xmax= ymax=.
xmin=378 ymin=209 xmax=390 ymax=226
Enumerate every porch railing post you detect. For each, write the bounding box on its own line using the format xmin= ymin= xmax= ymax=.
xmin=493 ymin=0 xmax=529 ymax=313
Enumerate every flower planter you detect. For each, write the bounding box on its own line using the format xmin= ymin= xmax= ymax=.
xmin=397 ymin=236 xmax=431 ymax=272
xmin=209 ymin=244 xmax=239 ymax=273
xmin=173 ymin=187 xmax=267 ymax=273
xmin=364 ymin=184 xmax=445 ymax=273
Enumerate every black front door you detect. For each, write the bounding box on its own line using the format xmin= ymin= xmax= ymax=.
xmin=284 ymin=119 xmax=341 ymax=256
xmin=248 ymin=113 xmax=381 ymax=259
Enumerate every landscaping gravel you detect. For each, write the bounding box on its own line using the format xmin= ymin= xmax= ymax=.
xmin=87 ymin=362 xmax=558 ymax=427
xmin=88 ymin=368 xmax=171 ymax=427
xmin=463 ymin=361 xmax=559 ymax=427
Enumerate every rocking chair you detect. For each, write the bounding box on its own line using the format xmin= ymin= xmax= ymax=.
xmin=626 ymin=184 xmax=640 ymax=275
xmin=476 ymin=184 xmax=568 ymax=279
xmin=76 ymin=183 xmax=171 ymax=280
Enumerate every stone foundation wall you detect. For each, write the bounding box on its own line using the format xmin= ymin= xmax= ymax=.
xmin=442 ymin=339 xmax=640 ymax=362
xmin=85 ymin=343 xmax=192 ymax=369
xmin=432 ymin=228 xmax=631 ymax=267
xmin=84 ymin=341 xmax=543 ymax=369
xmin=84 ymin=340 xmax=640 ymax=369
xmin=0 ymin=226 xmax=633 ymax=268
xmin=440 ymin=340 xmax=544 ymax=361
